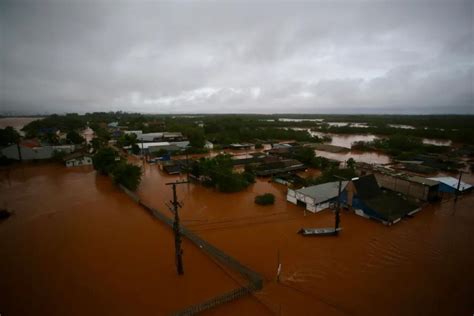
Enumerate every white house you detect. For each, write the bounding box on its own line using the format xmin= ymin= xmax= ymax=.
xmin=204 ymin=140 xmax=214 ymax=150
xmin=63 ymin=152 xmax=93 ymax=167
xmin=287 ymin=181 xmax=348 ymax=213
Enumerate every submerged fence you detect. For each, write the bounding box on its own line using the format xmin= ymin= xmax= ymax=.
xmin=118 ymin=185 xmax=263 ymax=314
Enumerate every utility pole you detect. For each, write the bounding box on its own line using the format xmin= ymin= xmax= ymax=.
xmin=16 ymin=141 xmax=22 ymax=162
xmin=335 ymin=179 xmax=341 ymax=230
xmin=166 ymin=180 xmax=189 ymax=275
xmin=454 ymin=171 xmax=463 ymax=203
xmin=334 ymin=175 xmax=345 ymax=231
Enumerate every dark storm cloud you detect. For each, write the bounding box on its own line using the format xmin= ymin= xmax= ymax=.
xmin=1 ymin=0 xmax=472 ymax=114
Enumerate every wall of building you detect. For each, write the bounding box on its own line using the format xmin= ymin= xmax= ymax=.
xmin=1 ymin=144 xmax=74 ymax=160
xmin=374 ymin=173 xmax=428 ymax=201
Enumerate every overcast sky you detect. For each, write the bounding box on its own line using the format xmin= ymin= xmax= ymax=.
xmin=1 ymin=1 xmax=473 ymax=115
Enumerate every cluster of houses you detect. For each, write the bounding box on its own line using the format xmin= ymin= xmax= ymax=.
xmin=287 ymin=166 xmax=472 ymax=225
xmin=121 ymin=130 xmax=214 ymax=157
xmin=0 ymin=138 xmax=95 ymax=167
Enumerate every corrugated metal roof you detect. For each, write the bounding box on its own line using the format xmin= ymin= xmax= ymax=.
xmin=407 ymin=175 xmax=439 ymax=187
xmin=139 ymin=142 xmax=170 ymax=149
xmin=428 ymin=177 xmax=473 ymax=191
xmin=296 ymin=181 xmax=348 ymax=204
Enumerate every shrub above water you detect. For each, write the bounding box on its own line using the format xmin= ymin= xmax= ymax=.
xmin=255 ymin=193 xmax=275 ymax=205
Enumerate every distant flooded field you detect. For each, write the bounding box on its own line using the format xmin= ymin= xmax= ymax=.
xmin=0 ymin=117 xmax=43 ymax=134
xmin=1 ymin=162 xmax=473 ymax=315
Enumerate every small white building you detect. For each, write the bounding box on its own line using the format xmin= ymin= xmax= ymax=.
xmin=63 ymin=152 xmax=93 ymax=167
xmin=204 ymin=140 xmax=214 ymax=150
xmin=287 ymin=181 xmax=348 ymax=213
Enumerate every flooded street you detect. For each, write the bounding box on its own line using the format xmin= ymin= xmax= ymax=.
xmin=138 ymin=162 xmax=474 ymax=315
xmin=1 ymin=162 xmax=473 ymax=315
xmin=0 ymin=163 xmax=268 ymax=315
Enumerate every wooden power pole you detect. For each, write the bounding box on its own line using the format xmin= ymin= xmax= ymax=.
xmin=166 ymin=180 xmax=189 ymax=275
xmin=334 ymin=175 xmax=346 ymax=231
xmin=454 ymin=171 xmax=463 ymax=203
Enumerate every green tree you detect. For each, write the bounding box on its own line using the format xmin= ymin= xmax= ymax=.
xmin=41 ymin=132 xmax=60 ymax=145
xmin=0 ymin=127 xmax=20 ymax=146
xmin=346 ymin=157 xmax=356 ymax=170
xmin=111 ymin=162 xmax=142 ymax=191
xmin=66 ymin=130 xmax=85 ymax=144
xmin=190 ymin=154 xmax=254 ymax=192
xmin=255 ymin=193 xmax=275 ymax=205
xmin=117 ymin=133 xmax=138 ymax=148
xmin=187 ymin=128 xmax=206 ymax=148
xmin=91 ymin=137 xmax=106 ymax=152
xmin=92 ymin=147 xmax=119 ymax=174
xmin=292 ymin=147 xmax=315 ymax=164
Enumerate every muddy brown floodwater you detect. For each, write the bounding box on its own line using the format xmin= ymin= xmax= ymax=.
xmin=1 ymin=161 xmax=474 ymax=315
xmin=0 ymin=163 xmax=269 ymax=315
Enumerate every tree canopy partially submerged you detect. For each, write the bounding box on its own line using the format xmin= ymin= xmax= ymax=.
xmin=190 ymin=154 xmax=255 ymax=193
xmin=255 ymin=193 xmax=275 ymax=205
xmin=92 ymin=147 xmax=142 ymax=191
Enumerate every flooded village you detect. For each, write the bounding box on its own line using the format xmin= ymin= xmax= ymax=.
xmin=1 ymin=114 xmax=473 ymax=315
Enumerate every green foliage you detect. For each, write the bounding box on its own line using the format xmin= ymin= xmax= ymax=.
xmin=131 ymin=144 xmax=140 ymax=155
xmin=292 ymin=147 xmax=315 ymax=164
xmin=187 ymin=128 xmax=206 ymax=148
xmin=242 ymin=170 xmax=256 ymax=184
xmin=255 ymin=193 xmax=275 ymax=205
xmin=22 ymin=114 xmax=86 ymax=137
xmin=89 ymin=123 xmax=111 ymax=141
xmin=352 ymin=134 xmax=452 ymax=158
xmin=111 ymin=162 xmax=142 ymax=191
xmin=0 ymin=127 xmax=20 ymax=146
xmin=66 ymin=130 xmax=85 ymax=144
xmin=117 ymin=133 xmax=138 ymax=148
xmin=346 ymin=157 xmax=356 ymax=169
xmin=40 ymin=132 xmax=60 ymax=145
xmin=255 ymin=143 xmax=263 ymax=149
xmin=190 ymin=154 xmax=254 ymax=192
xmin=386 ymin=134 xmax=422 ymax=152
xmin=183 ymin=147 xmax=209 ymax=155
xmin=151 ymin=148 xmax=169 ymax=157
xmin=310 ymin=156 xmax=334 ymax=169
xmin=92 ymin=147 xmax=119 ymax=174
xmin=51 ymin=150 xmax=66 ymax=162
xmin=90 ymin=137 xmax=107 ymax=152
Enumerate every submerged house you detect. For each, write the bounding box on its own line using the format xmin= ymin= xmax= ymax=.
xmin=428 ymin=176 xmax=473 ymax=193
xmin=1 ymin=142 xmax=75 ymax=160
xmin=374 ymin=173 xmax=440 ymax=202
xmin=255 ymin=159 xmax=305 ymax=176
xmin=229 ymin=143 xmax=255 ymax=150
xmin=63 ymin=152 xmax=93 ymax=167
xmin=342 ymin=174 xmax=420 ymax=225
xmin=287 ymin=181 xmax=348 ymax=213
